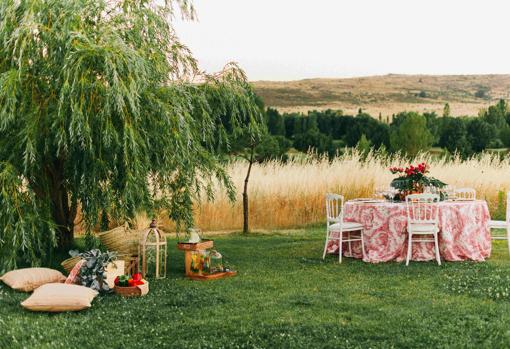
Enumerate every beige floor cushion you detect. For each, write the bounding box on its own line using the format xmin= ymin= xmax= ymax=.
xmin=21 ymin=283 xmax=98 ymax=312
xmin=0 ymin=268 xmax=66 ymax=292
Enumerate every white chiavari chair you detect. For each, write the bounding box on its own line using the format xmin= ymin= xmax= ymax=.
xmin=405 ymin=194 xmax=441 ymax=266
xmin=454 ymin=188 xmax=476 ymax=200
xmin=489 ymin=192 xmax=510 ymax=254
xmin=323 ymin=194 xmax=365 ymax=263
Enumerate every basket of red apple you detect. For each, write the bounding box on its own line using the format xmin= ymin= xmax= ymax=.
xmin=113 ymin=273 xmax=149 ymax=297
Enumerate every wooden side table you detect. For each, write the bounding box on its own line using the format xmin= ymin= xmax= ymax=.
xmin=176 ymin=240 xmax=236 ymax=280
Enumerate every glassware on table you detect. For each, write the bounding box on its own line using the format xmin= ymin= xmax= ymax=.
xmin=383 ymin=187 xmax=398 ymax=202
xmin=442 ymin=185 xmax=456 ymax=201
xmin=425 ymin=186 xmax=438 ymax=194
xmin=374 ymin=185 xmax=387 ymax=199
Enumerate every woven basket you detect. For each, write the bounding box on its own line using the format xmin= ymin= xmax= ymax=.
xmin=114 ymin=285 xmax=141 ymax=297
xmin=98 ymin=225 xmax=142 ymax=256
xmin=61 ymin=256 xmax=82 ymax=273
xmin=114 ymin=281 xmax=149 ymax=297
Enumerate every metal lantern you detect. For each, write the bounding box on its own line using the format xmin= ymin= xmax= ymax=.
xmin=139 ymin=219 xmax=167 ymax=279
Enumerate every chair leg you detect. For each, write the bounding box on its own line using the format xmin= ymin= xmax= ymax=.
xmin=348 ymin=231 xmax=352 ymax=256
xmin=434 ymin=233 xmax=441 ymax=266
xmin=360 ymin=229 xmax=366 ymax=261
xmin=322 ymin=229 xmax=330 ymax=260
xmin=507 ymin=226 xmax=510 ymax=255
xmin=338 ymin=231 xmax=343 ymax=263
xmin=406 ymin=233 xmax=412 ymax=266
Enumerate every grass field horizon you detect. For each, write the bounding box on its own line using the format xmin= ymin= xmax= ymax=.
xmin=252 ymin=74 xmax=510 ymax=117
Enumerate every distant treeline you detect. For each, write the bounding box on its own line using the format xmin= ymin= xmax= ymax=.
xmin=263 ymin=100 xmax=510 ymax=158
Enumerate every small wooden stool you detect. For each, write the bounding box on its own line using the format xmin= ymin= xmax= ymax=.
xmin=177 ymin=240 xmax=236 ymax=280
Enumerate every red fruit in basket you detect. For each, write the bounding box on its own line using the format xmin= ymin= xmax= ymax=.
xmin=134 ymin=280 xmax=144 ymax=286
xmin=132 ymin=273 xmax=142 ymax=282
xmin=114 ymin=276 xmax=119 ymax=286
xmin=128 ymin=278 xmax=135 ymax=287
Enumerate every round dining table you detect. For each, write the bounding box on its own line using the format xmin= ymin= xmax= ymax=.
xmin=326 ymin=199 xmax=492 ymax=263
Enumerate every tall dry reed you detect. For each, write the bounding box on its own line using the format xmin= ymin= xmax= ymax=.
xmin=157 ymin=151 xmax=510 ymax=232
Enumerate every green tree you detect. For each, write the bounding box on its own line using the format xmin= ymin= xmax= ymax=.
xmin=390 ymin=113 xmax=433 ymax=156
xmin=0 ymin=0 xmax=263 ymax=270
xmin=482 ymin=99 xmax=508 ymax=130
xmin=223 ymin=97 xmax=290 ymax=234
xmin=423 ymin=112 xmax=441 ymax=145
xmin=294 ymin=130 xmax=335 ymax=157
xmin=266 ymin=107 xmax=285 ymax=136
xmin=228 ymin=131 xmax=290 ymax=234
xmin=316 ymin=109 xmax=342 ymax=136
xmin=443 ymin=103 xmax=451 ymax=117
xmin=439 ymin=118 xmax=472 ymax=158
xmin=255 ymin=136 xmax=291 ymax=162
xmin=284 ymin=114 xmax=297 ymax=138
xmin=305 ymin=112 xmax=319 ymax=132
xmin=467 ymin=118 xmax=496 ymax=152
xmin=356 ymin=134 xmax=372 ymax=158
xmin=500 ymin=126 xmax=510 ymax=148
xmin=344 ymin=114 xmax=389 ymax=148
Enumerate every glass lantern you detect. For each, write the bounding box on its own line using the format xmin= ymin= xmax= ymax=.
xmin=139 ymin=219 xmax=167 ymax=279
xmin=209 ymin=250 xmax=224 ymax=274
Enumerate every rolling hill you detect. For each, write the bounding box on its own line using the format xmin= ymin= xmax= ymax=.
xmin=252 ymin=74 xmax=510 ymax=117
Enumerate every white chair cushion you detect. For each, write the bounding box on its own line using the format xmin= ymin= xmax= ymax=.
xmin=489 ymin=220 xmax=508 ymax=229
xmin=408 ymin=223 xmax=439 ymax=233
xmin=330 ymin=222 xmax=363 ymax=231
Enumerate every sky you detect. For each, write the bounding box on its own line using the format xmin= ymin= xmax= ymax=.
xmin=173 ymin=0 xmax=510 ymax=81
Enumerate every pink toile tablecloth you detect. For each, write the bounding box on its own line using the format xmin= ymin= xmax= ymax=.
xmin=326 ymin=200 xmax=491 ymax=263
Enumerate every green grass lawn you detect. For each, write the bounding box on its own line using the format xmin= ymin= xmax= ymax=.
xmin=2 ymin=227 xmax=510 ymax=348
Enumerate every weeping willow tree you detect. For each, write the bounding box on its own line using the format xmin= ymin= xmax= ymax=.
xmin=0 ymin=0 xmax=263 ymax=271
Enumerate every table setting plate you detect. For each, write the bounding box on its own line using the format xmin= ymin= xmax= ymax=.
xmin=348 ymin=198 xmax=385 ymax=203
xmin=446 ymin=198 xmax=476 ymax=202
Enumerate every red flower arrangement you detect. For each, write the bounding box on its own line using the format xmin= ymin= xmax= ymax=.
xmin=389 ymin=162 xmax=445 ymax=200
xmin=389 ymin=162 xmax=429 ymax=177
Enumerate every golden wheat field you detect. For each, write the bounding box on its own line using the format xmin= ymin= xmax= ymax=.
xmin=150 ymin=151 xmax=510 ymax=233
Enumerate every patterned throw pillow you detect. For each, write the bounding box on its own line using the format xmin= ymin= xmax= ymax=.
xmin=65 ymin=260 xmax=85 ymax=284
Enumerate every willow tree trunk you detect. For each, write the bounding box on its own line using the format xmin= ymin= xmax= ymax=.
xmin=242 ymin=145 xmax=255 ymax=234
xmin=45 ymin=161 xmax=77 ymax=249
xmin=51 ymin=187 xmax=77 ymax=250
